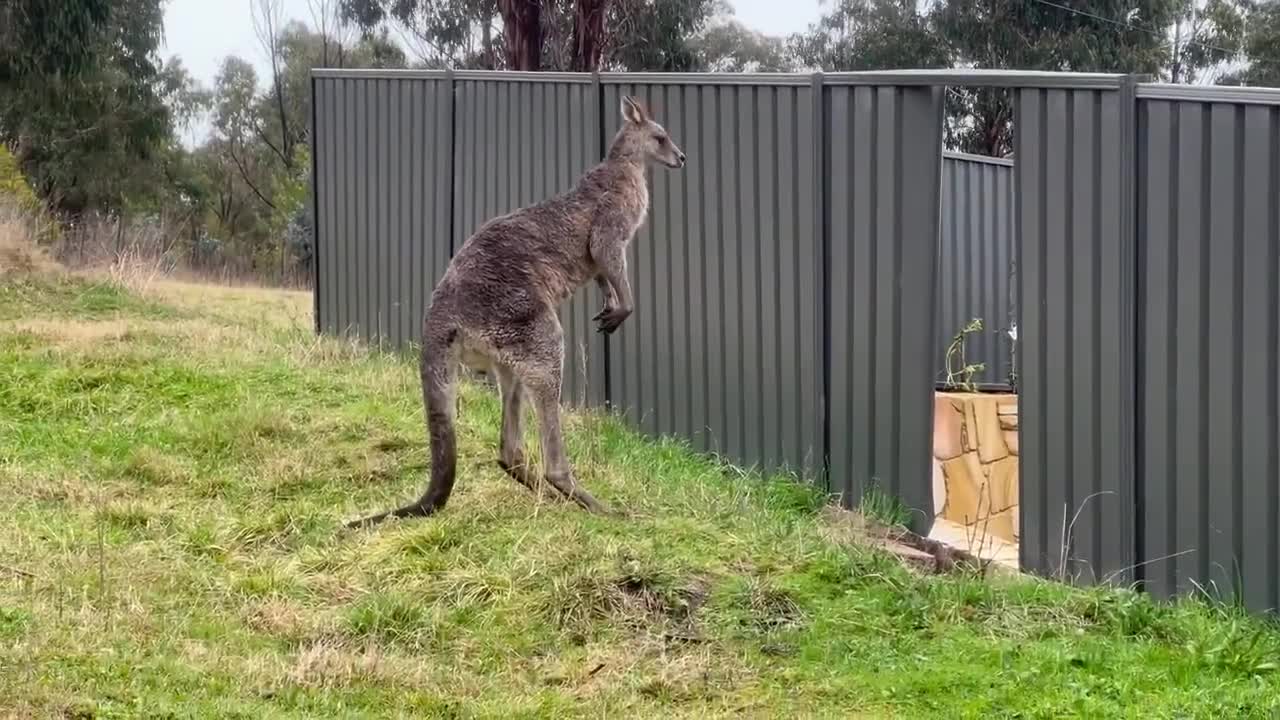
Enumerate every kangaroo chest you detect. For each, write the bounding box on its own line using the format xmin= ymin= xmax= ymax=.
xmin=629 ymin=183 xmax=649 ymax=238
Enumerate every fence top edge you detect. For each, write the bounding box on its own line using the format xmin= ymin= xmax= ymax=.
xmin=310 ymin=68 xmax=597 ymax=83
xmin=310 ymin=68 xmax=1145 ymax=90
xmin=821 ymin=69 xmax=1131 ymax=88
xmin=312 ymin=68 xmax=448 ymax=80
xmin=453 ymin=70 xmax=595 ymax=83
xmin=598 ymin=72 xmax=812 ymax=86
xmin=1137 ymin=82 xmax=1280 ymax=106
xmin=942 ymin=150 xmax=1015 ymax=167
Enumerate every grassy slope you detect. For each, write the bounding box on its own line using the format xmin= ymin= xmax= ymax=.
xmin=2 ymin=275 xmax=1279 ymax=719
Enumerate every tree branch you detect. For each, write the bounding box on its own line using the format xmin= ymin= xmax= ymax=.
xmin=226 ymin=142 xmax=278 ymax=211
xmin=251 ymin=116 xmax=291 ymax=167
xmin=253 ymin=0 xmax=294 ymax=168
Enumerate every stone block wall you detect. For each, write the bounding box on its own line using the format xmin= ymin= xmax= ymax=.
xmin=931 ymin=392 xmax=1020 ymax=546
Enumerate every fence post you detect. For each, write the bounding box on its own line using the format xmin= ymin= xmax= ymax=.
xmin=812 ymin=72 xmax=831 ymax=493
xmin=309 ymin=72 xmax=321 ymax=333
xmin=1119 ymin=73 xmax=1142 ymax=589
xmin=445 ymin=67 xmax=456 ymax=260
xmin=593 ymin=70 xmax=613 ymax=413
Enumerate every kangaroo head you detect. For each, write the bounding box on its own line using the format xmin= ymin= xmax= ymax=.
xmin=612 ymin=95 xmax=686 ymax=169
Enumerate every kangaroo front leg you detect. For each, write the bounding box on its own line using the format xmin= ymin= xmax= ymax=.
xmin=529 ymin=383 xmax=606 ymax=514
xmin=590 ymin=241 xmax=633 ymax=335
xmin=592 ymin=274 xmax=619 ymax=322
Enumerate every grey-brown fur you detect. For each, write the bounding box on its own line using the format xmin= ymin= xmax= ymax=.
xmin=347 ymin=96 xmax=685 ymax=528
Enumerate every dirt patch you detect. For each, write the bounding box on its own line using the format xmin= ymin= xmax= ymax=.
xmin=739 ymin=578 xmax=805 ymax=632
xmin=819 ymin=506 xmax=1017 ymax=578
xmin=545 ymin=556 xmax=713 ymax=643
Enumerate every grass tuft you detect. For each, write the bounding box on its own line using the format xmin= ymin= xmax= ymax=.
xmin=344 ymin=592 xmax=437 ymax=647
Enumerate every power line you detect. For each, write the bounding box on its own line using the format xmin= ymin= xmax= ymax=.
xmin=1027 ymin=0 xmax=1240 ymax=58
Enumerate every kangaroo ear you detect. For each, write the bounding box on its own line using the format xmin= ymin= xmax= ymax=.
xmin=620 ymin=95 xmax=647 ymax=125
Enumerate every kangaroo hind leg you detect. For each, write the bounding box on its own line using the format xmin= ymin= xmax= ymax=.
xmin=493 ymin=363 xmax=547 ymax=497
xmin=527 ymin=381 xmax=604 ymax=514
xmin=500 ymin=310 xmax=606 ymax=515
xmin=522 ymin=366 xmax=606 ymax=515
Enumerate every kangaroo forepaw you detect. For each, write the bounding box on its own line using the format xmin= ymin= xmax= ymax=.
xmin=594 ymin=307 xmax=631 ymax=334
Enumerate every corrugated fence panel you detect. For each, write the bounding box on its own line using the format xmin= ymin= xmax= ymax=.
xmin=451 ymin=76 xmax=606 ymax=407
xmin=1015 ymin=85 xmax=1137 ymax=583
xmin=936 ymin=153 xmax=1016 ymax=387
xmin=1136 ymin=92 xmax=1280 ymax=611
xmin=312 ymin=74 xmax=452 ymax=349
xmin=827 ymin=83 xmax=946 ymax=529
xmin=600 ymin=79 xmax=823 ymax=476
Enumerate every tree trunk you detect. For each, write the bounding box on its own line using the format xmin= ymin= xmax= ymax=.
xmin=498 ymin=0 xmax=542 ymax=70
xmin=571 ymin=0 xmax=610 ymax=72
xmin=482 ymin=17 xmax=494 ymax=69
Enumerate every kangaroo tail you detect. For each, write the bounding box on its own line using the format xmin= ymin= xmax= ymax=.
xmin=346 ymin=324 xmax=457 ymax=529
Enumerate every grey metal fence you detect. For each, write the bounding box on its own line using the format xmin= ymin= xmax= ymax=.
xmin=599 ymin=76 xmax=825 ymax=477
xmin=1136 ymin=84 xmax=1280 ymax=610
xmin=825 ymin=81 xmax=945 ymax=521
xmin=936 ymin=152 xmax=1015 ymax=388
xmin=1014 ymin=81 xmax=1139 ymax=583
xmin=311 ymin=69 xmax=1280 ymax=613
xmin=312 ymin=72 xmax=452 ymax=347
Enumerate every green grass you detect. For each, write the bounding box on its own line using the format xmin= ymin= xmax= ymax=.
xmin=859 ymin=482 xmax=914 ymax=528
xmin=3 ymin=274 xmax=1280 ymax=718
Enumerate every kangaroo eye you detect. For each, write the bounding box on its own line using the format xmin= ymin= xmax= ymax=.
xmin=656 ymin=136 xmax=667 ymax=146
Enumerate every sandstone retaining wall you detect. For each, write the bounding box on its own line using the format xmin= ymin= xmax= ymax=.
xmin=931 ymin=392 xmax=1019 ymax=546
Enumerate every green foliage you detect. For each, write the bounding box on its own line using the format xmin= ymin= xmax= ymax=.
xmin=343 ymin=0 xmax=765 ymax=72
xmin=942 ymin=317 xmax=986 ymax=392
xmin=341 ymin=0 xmax=499 ymax=68
xmin=271 ymin=145 xmax=310 ymax=235
xmin=1168 ymin=0 xmax=1249 ymax=83
xmin=0 ymin=607 xmax=32 ymax=638
xmin=694 ymin=18 xmax=797 ymax=72
xmin=791 ymin=0 xmax=949 ymax=71
xmin=1222 ymin=0 xmax=1280 ymax=86
xmin=0 ymin=146 xmax=37 ymax=209
xmin=0 ymin=0 xmax=171 ymax=213
xmin=931 ymin=0 xmax=1182 ymax=76
xmin=795 ymin=0 xmax=1250 ymax=156
xmin=603 ymin=0 xmax=725 ymax=71
xmin=927 ymin=0 xmax=1191 ymax=153
xmin=0 ymin=0 xmax=113 ymax=81
xmin=861 ymin=483 xmax=913 ymax=527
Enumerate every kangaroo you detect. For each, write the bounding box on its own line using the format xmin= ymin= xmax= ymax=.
xmin=347 ymin=95 xmax=686 ymax=528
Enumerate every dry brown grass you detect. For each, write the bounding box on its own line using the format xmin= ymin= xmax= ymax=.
xmin=282 ymin=640 xmax=431 ymax=689
xmin=57 ymin=211 xmax=313 ymax=290
xmin=0 ymin=201 xmax=60 ymax=276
